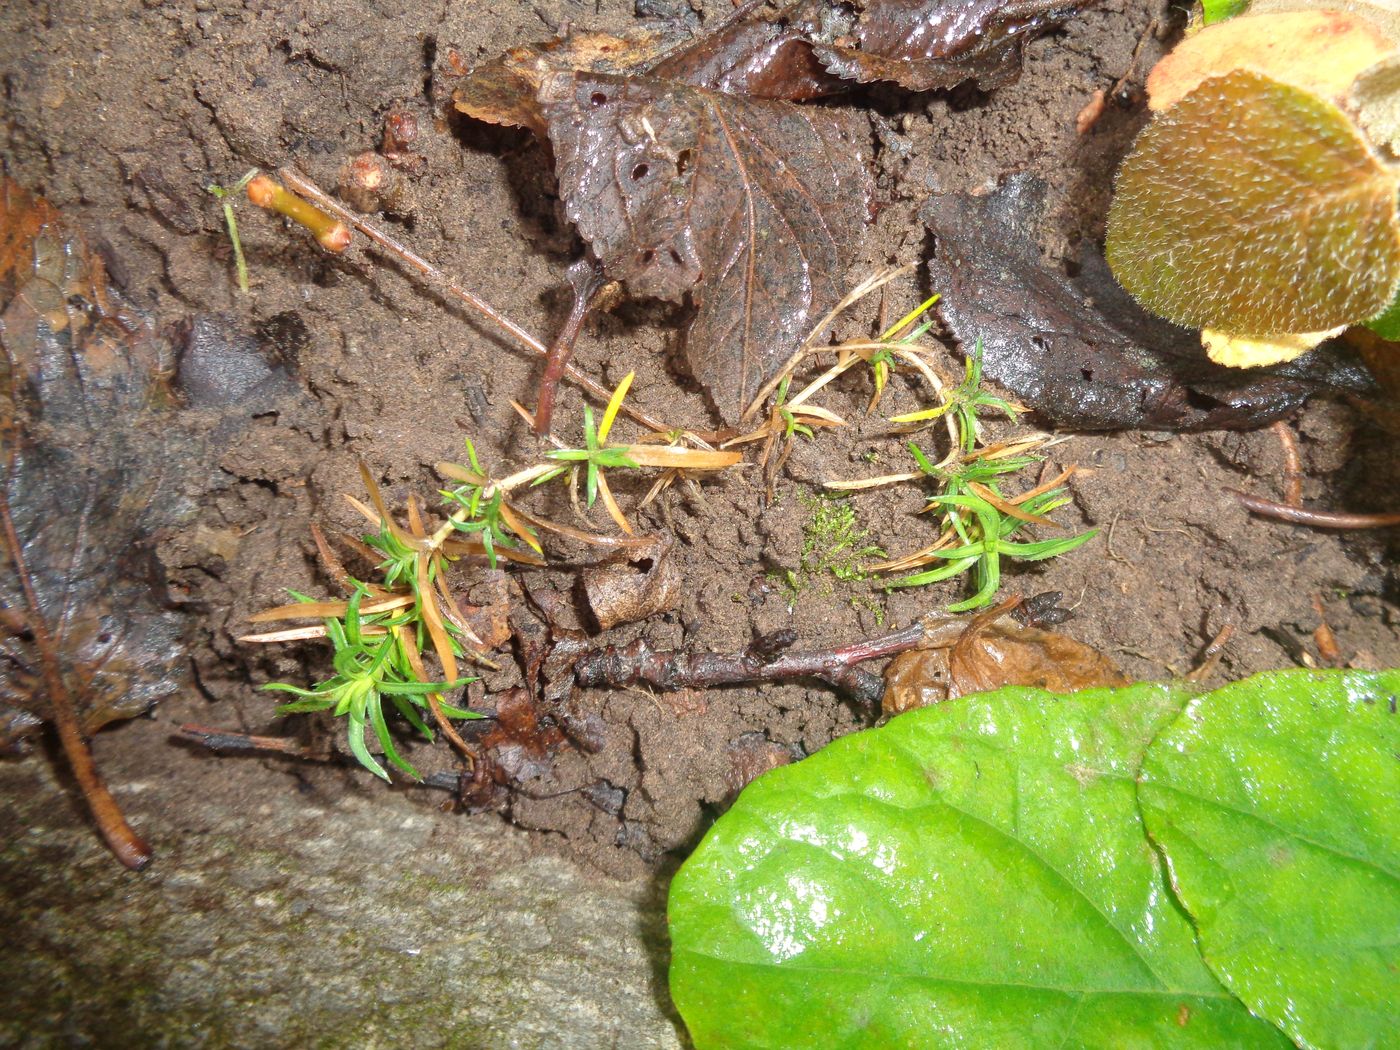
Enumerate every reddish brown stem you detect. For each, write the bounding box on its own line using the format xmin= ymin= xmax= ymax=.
xmin=535 ymin=259 xmax=607 ymax=436
xmin=0 ymin=497 xmax=151 ymax=870
xmin=1227 ymin=489 xmax=1400 ymax=530
xmin=574 ymin=621 xmax=928 ymax=704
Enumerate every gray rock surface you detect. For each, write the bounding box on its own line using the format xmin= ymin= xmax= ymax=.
xmin=0 ymin=717 xmax=684 ymax=1049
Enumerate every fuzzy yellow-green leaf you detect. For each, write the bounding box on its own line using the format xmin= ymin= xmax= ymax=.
xmin=1200 ymin=325 xmax=1345 ymax=368
xmin=1147 ymin=10 xmax=1396 ymax=111
xmin=1107 ymin=69 xmax=1400 ymax=335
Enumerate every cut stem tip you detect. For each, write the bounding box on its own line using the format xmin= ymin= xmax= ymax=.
xmin=247 ymin=174 xmax=352 ymax=253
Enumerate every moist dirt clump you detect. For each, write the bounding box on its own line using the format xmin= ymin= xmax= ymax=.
xmin=1 ymin=0 xmax=1396 ymax=888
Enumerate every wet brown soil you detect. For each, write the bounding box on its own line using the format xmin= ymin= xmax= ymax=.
xmin=2 ymin=0 xmax=1397 ymax=889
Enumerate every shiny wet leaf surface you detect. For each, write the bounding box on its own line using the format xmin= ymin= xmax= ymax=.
xmin=669 ymin=681 xmax=1286 ymax=1048
xmin=1140 ymin=670 xmax=1400 ymax=1049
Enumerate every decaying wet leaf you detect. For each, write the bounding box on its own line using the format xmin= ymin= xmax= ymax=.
xmin=1343 ymin=327 xmax=1400 ymax=434
xmin=1109 ymin=70 xmax=1400 ymax=339
xmin=881 ymin=606 xmax=1126 ymax=716
xmin=453 ymin=28 xmax=687 ymax=137
xmin=458 ymin=687 xmax=569 ymax=810
xmin=541 ymin=71 xmax=872 ymax=421
xmin=647 ymin=8 xmax=842 ymax=101
xmin=582 ymin=535 xmax=682 ymax=630
xmin=926 ymin=175 xmax=1374 ymax=430
xmin=807 ymin=0 xmax=1098 ymax=92
xmin=453 ymin=0 xmax=1098 ymax=421
xmin=0 ymin=180 xmax=187 ymax=751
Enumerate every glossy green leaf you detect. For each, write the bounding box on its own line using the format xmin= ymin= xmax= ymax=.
xmin=1139 ymin=670 xmax=1400 ymax=1049
xmin=1107 ymin=69 xmax=1400 ymax=335
xmin=1202 ymin=0 xmax=1250 ymax=24
xmin=669 ymin=684 xmax=1285 ymax=1049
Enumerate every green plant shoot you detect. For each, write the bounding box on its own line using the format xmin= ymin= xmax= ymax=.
xmin=206 ymin=169 xmax=259 ymax=294
xmin=262 ymin=587 xmax=477 ymax=781
xmin=890 ymin=339 xmax=1021 ymax=450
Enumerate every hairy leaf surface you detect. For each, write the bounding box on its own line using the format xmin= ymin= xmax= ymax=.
xmin=1107 ymin=69 xmax=1400 ymax=336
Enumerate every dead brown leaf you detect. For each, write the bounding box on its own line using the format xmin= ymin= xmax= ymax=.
xmin=807 ymin=0 xmax=1100 ymax=92
xmin=541 ymin=71 xmax=872 ymax=421
xmin=881 ymin=603 xmax=1126 ymax=716
xmin=454 ymin=0 xmax=1104 ymax=422
xmin=925 ymin=175 xmax=1375 ymax=430
xmin=581 ymin=535 xmax=682 ymax=630
xmin=453 ymin=28 xmax=687 ymax=137
xmin=0 ymin=180 xmax=186 ymax=749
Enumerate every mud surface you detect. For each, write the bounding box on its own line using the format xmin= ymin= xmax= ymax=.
xmin=2 ymin=0 xmax=1398 ymax=1042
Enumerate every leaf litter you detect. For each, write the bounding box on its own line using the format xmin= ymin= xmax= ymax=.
xmin=0 ymin=180 xmax=189 ymax=867
xmin=13 ymin=0 xmax=1400 ymax=879
xmin=924 ymin=175 xmax=1376 ymax=430
xmin=0 ymin=176 xmax=314 ymax=866
xmin=453 ymin=0 xmax=1098 ymax=424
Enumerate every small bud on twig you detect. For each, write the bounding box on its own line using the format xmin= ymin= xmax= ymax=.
xmin=246 ymin=173 xmax=352 ymax=253
xmin=382 ymin=108 xmax=426 ymax=173
xmin=337 ymin=151 xmax=408 ymax=214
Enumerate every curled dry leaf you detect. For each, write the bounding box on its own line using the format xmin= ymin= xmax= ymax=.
xmin=453 ymin=28 xmax=687 ymax=137
xmin=881 ymin=604 xmax=1126 ymax=717
xmin=925 ymin=175 xmax=1374 ymax=430
xmin=724 ymin=732 xmax=794 ymax=795
xmin=1 ymin=180 xmax=186 ymax=750
xmin=541 ymin=71 xmax=872 ymax=422
xmin=581 ymin=534 xmax=682 ymax=630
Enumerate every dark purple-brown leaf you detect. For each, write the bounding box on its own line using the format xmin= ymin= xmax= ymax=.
xmin=648 ymin=10 xmax=842 ymax=100
xmin=924 ymin=176 xmax=1374 ymax=430
xmin=1 ymin=181 xmax=187 ymax=751
xmin=808 ymin=0 xmax=1099 ymax=92
xmin=541 ymin=71 xmax=872 ymax=421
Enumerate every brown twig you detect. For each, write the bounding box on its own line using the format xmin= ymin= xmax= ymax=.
xmin=534 ymin=258 xmax=608 ymax=435
xmin=1269 ymin=420 xmax=1303 ymax=507
xmin=0 ymin=493 xmax=152 ymax=870
xmin=1185 ymin=623 xmax=1234 ymax=683
xmin=277 ymin=168 xmax=674 ymax=435
xmin=1227 ymin=489 xmax=1400 ymax=529
xmin=574 ymin=621 xmax=933 ymax=704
